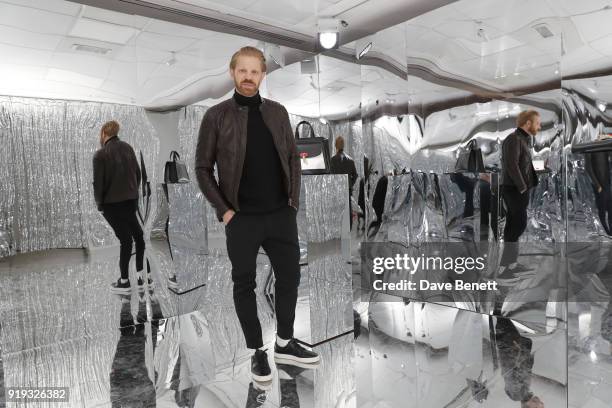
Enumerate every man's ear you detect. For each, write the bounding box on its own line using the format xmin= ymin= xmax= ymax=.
xmin=229 ymin=68 xmax=235 ymax=80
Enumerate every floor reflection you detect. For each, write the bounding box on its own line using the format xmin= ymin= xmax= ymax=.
xmin=0 ymin=231 xmax=610 ymax=407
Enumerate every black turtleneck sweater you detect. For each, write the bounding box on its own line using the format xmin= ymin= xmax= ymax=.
xmin=234 ymin=91 xmax=287 ymax=213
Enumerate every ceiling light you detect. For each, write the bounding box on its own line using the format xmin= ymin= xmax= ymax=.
xmin=319 ymin=117 xmax=328 ymax=124
xmin=265 ymin=44 xmax=285 ymax=67
xmin=598 ymin=102 xmax=606 ymax=112
xmin=318 ymin=18 xmax=339 ymax=50
xmin=513 ymin=72 xmax=520 ymax=76
xmin=355 ymin=36 xmax=373 ymax=59
xmin=554 ymin=69 xmax=559 ymax=75
xmin=319 ymin=32 xmax=338 ymax=49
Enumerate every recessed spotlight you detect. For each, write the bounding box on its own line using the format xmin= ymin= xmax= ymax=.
xmin=598 ymin=101 xmax=606 ymax=112
xmin=318 ymin=18 xmax=339 ymax=50
xmin=318 ymin=32 xmax=338 ymax=49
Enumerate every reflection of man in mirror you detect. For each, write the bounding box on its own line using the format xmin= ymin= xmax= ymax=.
xmin=499 ymin=110 xmax=541 ymax=277
xmin=330 ymin=136 xmax=358 ymax=228
xmin=195 ymin=46 xmax=319 ymax=383
xmin=495 ymin=318 xmax=544 ymax=408
xmin=93 ymin=120 xmax=146 ymax=293
xmin=585 ymin=135 xmax=612 ymax=235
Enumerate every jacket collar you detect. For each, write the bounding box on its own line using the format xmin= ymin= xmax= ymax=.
xmin=104 ymin=135 xmax=118 ymax=146
xmin=516 ymin=127 xmax=531 ymax=140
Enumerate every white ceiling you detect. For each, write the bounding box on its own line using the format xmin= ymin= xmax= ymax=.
xmin=2 ymin=0 xmax=612 ymax=116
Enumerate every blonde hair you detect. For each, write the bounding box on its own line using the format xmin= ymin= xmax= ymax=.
xmin=335 ymin=136 xmax=345 ymax=151
xmin=229 ymin=46 xmax=267 ymax=72
xmin=516 ymin=110 xmax=539 ymax=127
xmin=101 ymin=120 xmax=120 ymax=137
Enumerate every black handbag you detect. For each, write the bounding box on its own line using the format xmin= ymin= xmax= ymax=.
xmin=164 ymin=151 xmax=190 ymax=184
xmin=455 ymin=139 xmax=485 ymax=173
xmin=294 ymin=121 xmax=331 ymax=175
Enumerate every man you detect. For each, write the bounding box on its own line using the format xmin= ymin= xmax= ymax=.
xmin=330 ymin=136 xmax=358 ymax=228
xmin=584 ymin=143 xmax=612 ymax=235
xmin=499 ymin=110 xmax=540 ymax=276
xmin=93 ymin=121 xmax=147 ymax=293
xmin=195 ymin=46 xmax=319 ymax=382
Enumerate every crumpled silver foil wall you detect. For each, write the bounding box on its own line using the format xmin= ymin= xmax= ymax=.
xmin=300 ymin=174 xmax=349 ymax=242
xmin=563 ymin=83 xmax=612 ymax=241
xmin=0 ymin=100 xmax=16 ymax=257
xmin=0 ymin=96 xmax=159 ymax=256
xmin=167 ymin=183 xmax=207 ymax=252
xmin=150 ymin=183 xmax=169 ymax=239
xmin=0 ymin=97 xmax=83 ymax=255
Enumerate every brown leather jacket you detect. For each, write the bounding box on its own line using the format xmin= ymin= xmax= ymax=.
xmin=501 ymin=128 xmax=538 ymax=192
xmin=92 ymin=136 xmax=141 ymax=210
xmin=195 ymin=97 xmax=301 ymax=221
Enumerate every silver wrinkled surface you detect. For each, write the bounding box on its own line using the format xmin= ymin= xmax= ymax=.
xmin=150 ymin=183 xmax=169 ymax=239
xmin=357 ymin=299 xmax=567 ymax=407
xmin=300 ymin=174 xmax=349 ymax=242
xmin=563 ymin=83 xmax=611 ymax=242
xmin=167 ymin=183 xmax=207 ymax=253
xmin=0 ymin=96 xmax=159 ymax=255
xmin=0 ymin=97 xmax=83 ymax=254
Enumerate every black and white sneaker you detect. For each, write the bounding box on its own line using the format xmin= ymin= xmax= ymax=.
xmin=274 ymin=339 xmax=320 ymax=365
xmin=251 ymin=349 xmax=273 ymax=382
xmin=111 ymin=278 xmax=131 ymax=293
xmin=137 ymin=275 xmax=153 ymax=291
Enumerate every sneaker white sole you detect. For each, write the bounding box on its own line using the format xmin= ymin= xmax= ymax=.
xmin=274 ymin=352 xmax=320 ymax=365
xmin=252 ymin=379 xmax=273 ymax=391
xmin=111 ymin=287 xmax=131 ymax=293
xmin=275 ymin=358 xmax=321 ymax=369
xmin=251 ymin=372 xmax=273 ymax=382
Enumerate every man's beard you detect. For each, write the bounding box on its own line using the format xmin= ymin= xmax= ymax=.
xmin=236 ymin=79 xmax=258 ymax=95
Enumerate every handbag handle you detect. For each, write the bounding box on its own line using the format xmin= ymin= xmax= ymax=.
xmin=467 ymin=139 xmax=478 ymax=150
xmin=169 ymin=150 xmax=180 ymax=162
xmin=295 ymin=121 xmax=316 ymax=140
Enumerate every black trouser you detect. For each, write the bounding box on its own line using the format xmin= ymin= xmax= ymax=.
xmin=479 ymin=180 xmax=499 ymax=240
xmin=103 ymin=199 xmax=145 ymax=279
xmin=500 ymin=186 xmax=529 ymax=266
xmin=594 ymin=185 xmax=612 ymax=235
xmin=225 ymin=206 xmax=300 ymax=349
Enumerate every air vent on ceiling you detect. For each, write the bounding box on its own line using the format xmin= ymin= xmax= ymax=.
xmin=72 ymin=44 xmax=112 ymax=55
xmin=533 ymin=23 xmax=554 ymax=38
